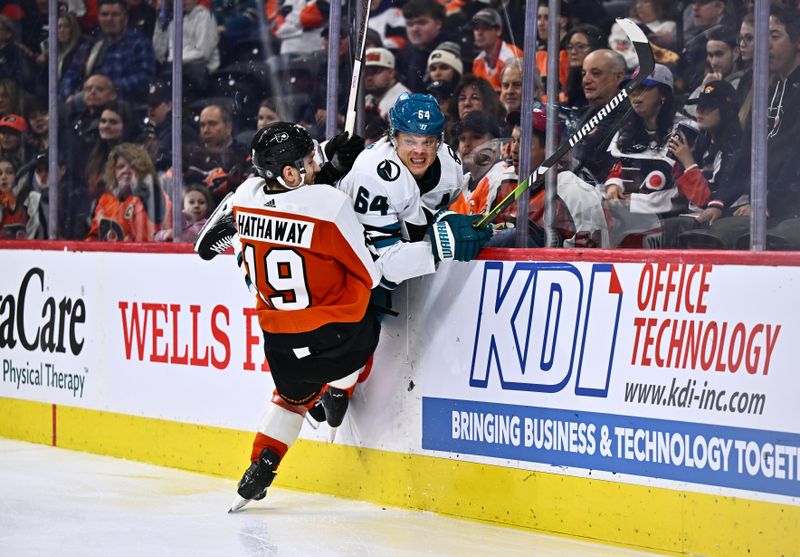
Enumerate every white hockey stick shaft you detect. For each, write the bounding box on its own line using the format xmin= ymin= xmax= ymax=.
xmin=343 ymin=0 xmax=371 ymax=135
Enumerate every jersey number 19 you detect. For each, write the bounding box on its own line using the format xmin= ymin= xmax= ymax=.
xmin=242 ymin=244 xmax=310 ymax=310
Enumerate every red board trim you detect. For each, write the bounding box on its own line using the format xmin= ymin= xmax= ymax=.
xmin=2 ymin=240 xmax=800 ymax=266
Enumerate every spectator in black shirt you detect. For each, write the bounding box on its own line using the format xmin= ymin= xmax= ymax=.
xmin=571 ymin=49 xmax=627 ymax=183
xmin=395 ymin=0 xmax=450 ymax=92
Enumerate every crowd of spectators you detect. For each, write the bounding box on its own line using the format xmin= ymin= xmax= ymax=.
xmin=0 ymin=0 xmax=798 ymax=249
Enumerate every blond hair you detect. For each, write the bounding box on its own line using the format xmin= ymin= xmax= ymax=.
xmin=104 ymin=143 xmax=156 ymax=190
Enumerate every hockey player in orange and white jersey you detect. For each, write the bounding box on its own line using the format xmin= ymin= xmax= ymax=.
xmin=194 ymin=122 xmax=382 ymax=512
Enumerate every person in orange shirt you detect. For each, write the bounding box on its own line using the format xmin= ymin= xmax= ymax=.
xmin=471 ymin=7 xmax=522 ymax=92
xmin=535 ymin=3 xmax=569 ymax=98
xmin=87 ymin=143 xmax=172 ymax=241
xmin=0 ymin=156 xmax=26 ymax=238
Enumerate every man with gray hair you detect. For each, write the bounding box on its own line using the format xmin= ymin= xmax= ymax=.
xmin=571 ymin=49 xmax=627 ymax=183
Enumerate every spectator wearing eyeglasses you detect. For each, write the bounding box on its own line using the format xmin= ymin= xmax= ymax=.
xmin=564 ymin=24 xmax=605 ymax=109
xmin=738 ymin=13 xmax=755 ymax=68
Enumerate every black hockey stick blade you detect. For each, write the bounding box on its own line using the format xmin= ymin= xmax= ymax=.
xmin=474 ymin=18 xmax=654 ymax=230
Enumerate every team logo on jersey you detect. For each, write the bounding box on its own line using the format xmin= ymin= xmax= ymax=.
xmin=124 ymin=204 xmax=135 ymax=220
xmin=377 ymin=160 xmax=401 ymax=182
xmin=447 ymin=145 xmax=461 ymax=165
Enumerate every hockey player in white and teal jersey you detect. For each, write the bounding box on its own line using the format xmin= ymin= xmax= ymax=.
xmin=305 ymin=94 xmax=492 ymax=430
xmin=338 ymin=92 xmax=493 ymax=288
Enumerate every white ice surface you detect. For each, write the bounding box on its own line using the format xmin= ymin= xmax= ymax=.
xmin=0 ymin=438 xmax=659 ymax=557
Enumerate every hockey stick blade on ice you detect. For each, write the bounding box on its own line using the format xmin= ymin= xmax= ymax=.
xmin=474 ymin=18 xmax=654 ymax=230
xmin=343 ymin=0 xmax=371 ymax=135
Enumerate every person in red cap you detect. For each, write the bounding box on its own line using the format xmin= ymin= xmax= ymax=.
xmin=0 ymin=114 xmax=28 ymax=167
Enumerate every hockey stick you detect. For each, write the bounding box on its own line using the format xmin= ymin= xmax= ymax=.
xmin=343 ymin=0 xmax=372 ymax=135
xmin=474 ymin=18 xmax=654 ymax=230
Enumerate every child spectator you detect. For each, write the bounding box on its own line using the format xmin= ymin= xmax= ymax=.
xmin=87 ymin=142 xmax=172 ymax=241
xmin=449 ymin=111 xmax=507 ymax=217
xmin=0 ymin=156 xmax=26 ymax=238
xmin=155 ymin=182 xmax=214 ymax=242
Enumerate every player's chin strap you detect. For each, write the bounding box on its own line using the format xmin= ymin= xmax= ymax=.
xmin=276 ymin=161 xmax=307 ymax=190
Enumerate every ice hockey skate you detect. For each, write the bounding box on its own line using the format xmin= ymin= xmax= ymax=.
xmin=194 ymin=191 xmax=236 ymax=260
xmin=319 ymin=387 xmax=349 ymax=428
xmin=228 ymin=448 xmax=280 ymax=513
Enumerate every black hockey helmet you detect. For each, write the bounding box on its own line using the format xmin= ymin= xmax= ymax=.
xmin=251 ymin=122 xmax=314 ymax=182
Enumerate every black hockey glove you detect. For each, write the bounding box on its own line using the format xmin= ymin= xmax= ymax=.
xmin=428 ymin=211 xmax=493 ymax=263
xmin=324 ymin=131 xmax=365 ymax=173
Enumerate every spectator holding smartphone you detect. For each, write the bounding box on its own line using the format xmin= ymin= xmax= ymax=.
xmin=666 ymin=80 xmax=747 ymax=246
xmin=602 ymin=64 xmax=711 ymax=248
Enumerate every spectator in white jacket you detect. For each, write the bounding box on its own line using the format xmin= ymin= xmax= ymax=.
xmin=153 ymin=0 xmax=220 ymax=100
